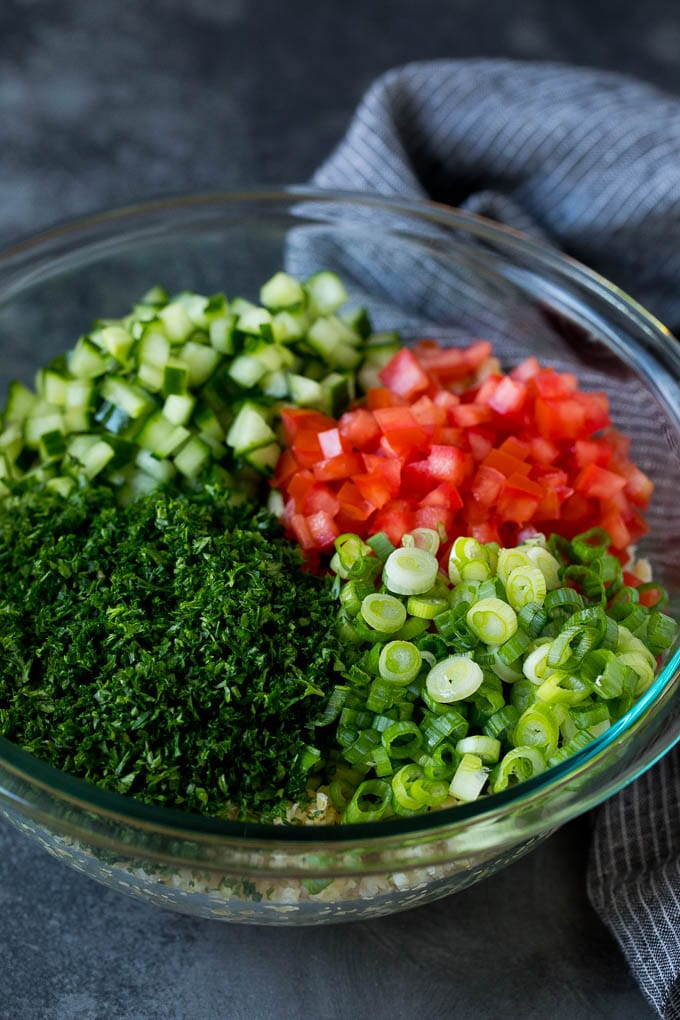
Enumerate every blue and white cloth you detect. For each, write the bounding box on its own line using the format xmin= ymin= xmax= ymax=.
xmin=314 ymin=59 xmax=680 ymax=1019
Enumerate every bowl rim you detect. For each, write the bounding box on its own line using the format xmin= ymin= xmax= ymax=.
xmin=0 ymin=185 xmax=678 ymax=845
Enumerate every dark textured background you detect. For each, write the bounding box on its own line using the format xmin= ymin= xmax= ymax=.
xmin=2 ymin=2 xmax=679 ymax=1017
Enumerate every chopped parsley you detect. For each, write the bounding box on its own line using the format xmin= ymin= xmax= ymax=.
xmin=0 ymin=485 xmax=341 ymax=819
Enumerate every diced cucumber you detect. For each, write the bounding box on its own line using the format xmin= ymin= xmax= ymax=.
xmin=173 ymin=435 xmax=212 ymax=479
xmin=209 ymin=315 xmax=237 ymax=354
xmin=287 ymin=374 xmax=323 ymax=407
xmin=162 ymin=359 xmax=190 ymax=396
xmin=100 ymin=376 xmax=157 ymax=419
xmin=68 ymin=337 xmax=111 ymax=379
xmin=272 ymin=309 xmax=308 ymax=343
xmin=341 ymin=306 xmax=372 ymax=339
xmin=159 ymin=302 xmax=195 ymax=343
xmin=45 ymin=475 xmax=76 ymax=497
xmin=228 ymin=353 xmax=268 ymax=389
xmin=175 ymin=291 xmax=210 ymax=328
xmin=98 ymin=325 xmax=135 ymax=362
xmin=226 ymin=403 xmax=276 ymax=454
xmin=67 ymin=436 xmax=115 ymax=479
xmin=260 ymin=271 xmax=305 ymax=311
xmin=305 ymin=271 xmax=349 ymax=315
xmin=320 ymin=371 xmax=354 ymax=416
xmin=35 ymin=368 xmax=69 ymax=407
xmin=163 ymin=393 xmax=196 ymax=426
xmin=137 ymin=412 xmax=191 ymax=458
xmin=244 ymin=441 xmax=280 ymax=474
xmin=261 ymin=369 xmax=289 ymax=399
xmin=237 ymin=306 xmax=273 ymax=337
xmin=135 ymin=448 xmax=177 ymax=483
xmin=4 ymin=381 xmax=38 ymax=423
xmin=24 ymin=410 xmax=64 ymax=449
xmin=39 ymin=430 xmax=68 ymax=461
xmin=138 ymin=327 xmax=171 ymax=369
xmin=179 ymin=340 xmax=220 ymax=387
xmin=136 ymin=362 xmax=164 ymax=393
xmin=192 ymin=404 xmax=225 ymax=442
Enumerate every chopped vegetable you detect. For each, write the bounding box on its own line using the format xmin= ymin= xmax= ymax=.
xmin=315 ymin=525 xmax=677 ymax=821
xmin=0 ymin=484 xmax=341 ymax=819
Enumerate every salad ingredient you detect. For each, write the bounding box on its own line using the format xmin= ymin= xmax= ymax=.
xmin=274 ymin=344 xmax=652 ymax=559
xmin=0 ymin=272 xmax=380 ymax=504
xmin=316 ymin=526 xmax=677 ymax=821
xmin=0 ymin=484 xmax=341 ymax=819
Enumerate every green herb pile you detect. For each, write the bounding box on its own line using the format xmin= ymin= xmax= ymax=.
xmin=0 ymin=484 xmax=341 ymax=819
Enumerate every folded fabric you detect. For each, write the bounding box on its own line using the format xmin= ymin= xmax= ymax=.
xmin=312 ymin=58 xmax=680 ymax=1018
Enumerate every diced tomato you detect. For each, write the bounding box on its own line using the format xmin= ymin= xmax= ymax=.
xmin=498 ymin=436 xmax=531 ymax=461
xmin=471 ymin=465 xmax=505 ymax=507
xmin=371 ymin=503 xmax=417 ymax=545
xmin=335 ymin=481 xmax=374 ymax=521
xmin=574 ymin=462 xmax=627 ymax=500
xmin=379 ymin=347 xmax=431 ymax=399
xmin=312 ymin=452 xmax=364 ymax=482
xmin=362 ymin=453 xmax=402 ymax=496
xmin=599 ymin=509 xmax=632 ymax=552
xmin=412 ymin=338 xmax=493 ymax=386
xmin=529 ymin=436 xmax=560 ymax=465
xmin=365 ymin=387 xmax=406 ymax=410
xmin=291 ymin=428 xmax=326 ymax=468
xmin=531 ymin=368 xmax=578 ymax=400
xmin=290 ymin=512 xmax=315 ymax=550
xmin=273 ymin=447 xmax=299 ymax=487
xmin=535 ymin=396 xmax=587 ymax=442
xmin=450 ymin=403 xmax=494 ymax=428
xmin=483 ymin=448 xmax=532 ymax=478
xmin=280 ymin=407 xmax=335 ymax=441
xmin=301 ymin=484 xmax=341 ymax=517
xmin=420 ymin=481 xmax=464 ymax=511
xmin=487 ymin=376 xmax=528 ymax=418
xmin=466 ymin=427 xmax=495 ymax=461
xmin=497 ymin=472 xmax=545 ymax=524
xmin=616 ymin=461 xmax=654 ymax=508
xmin=305 ymin=510 xmax=339 ymax=549
xmin=425 ymin=444 xmax=469 ymax=485
xmin=409 ymin=395 xmax=448 ymax=428
xmin=352 ymin=471 xmax=392 ymax=509
xmin=287 ymin=469 xmax=315 ymax=508
xmin=574 ymin=439 xmax=612 ymax=469
xmin=510 ymin=356 xmax=541 ymax=381
xmin=339 ymin=407 xmax=380 ymax=449
xmin=414 ymin=504 xmax=455 ymax=536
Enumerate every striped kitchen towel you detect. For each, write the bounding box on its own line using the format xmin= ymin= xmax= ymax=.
xmin=313 ymin=59 xmax=680 ymax=1018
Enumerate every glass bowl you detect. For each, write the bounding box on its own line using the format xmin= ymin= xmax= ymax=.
xmin=0 ymin=189 xmax=678 ymax=926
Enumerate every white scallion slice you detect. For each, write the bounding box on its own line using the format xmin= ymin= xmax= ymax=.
xmin=360 ymin=593 xmax=407 ymax=633
xmin=383 ymin=546 xmax=439 ymax=596
xmin=425 ymin=655 xmax=483 ymax=703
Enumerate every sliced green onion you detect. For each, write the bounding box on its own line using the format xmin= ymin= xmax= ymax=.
xmin=420 ymin=708 xmax=469 ymax=749
xmin=466 ymin=597 xmax=518 ymax=645
xmin=394 ymin=616 xmax=430 ymax=640
xmin=571 ymin=701 xmax=611 ymax=730
xmin=524 ymin=545 xmax=562 ymax=590
xmin=378 ymin=640 xmax=422 ymax=685
xmin=544 ymin=587 xmax=584 ymax=616
xmin=448 ymin=753 xmax=488 ymax=802
xmin=517 ymin=601 xmax=548 ymax=638
xmin=497 ymin=629 xmax=533 ymax=665
xmin=434 ymin=604 xmax=479 ymax=649
xmin=343 ymin=779 xmax=393 ymax=823
xmin=406 ymin=593 xmax=450 ymax=620
xmin=546 ymin=624 xmax=601 ymax=668
xmin=522 ymin=641 xmax=552 ymax=684
xmin=581 ymin=648 xmax=626 ymax=699
xmin=489 ymin=746 xmax=546 ymax=793
xmin=483 ymin=704 xmax=520 ymax=740
xmin=339 ymin=579 xmax=376 ymax=616
xmin=546 ymin=729 xmax=593 ymax=767
xmin=423 ymin=741 xmax=460 ymax=781
xmin=571 ymin=527 xmax=611 ymax=563
xmin=510 ymin=679 xmax=538 ymax=714
xmin=425 ymin=656 xmax=484 ymax=703
xmin=496 ymin=547 xmax=532 ymax=586
xmin=514 ymin=701 xmax=560 ymax=755
xmin=403 ymin=527 xmax=440 ymax=555
xmin=470 ymin=675 xmax=506 ymax=718
xmin=505 ymin=565 xmax=547 ymax=610
xmin=644 ymin=610 xmax=678 ymax=654
xmin=381 ymin=721 xmax=424 ymax=760
xmin=383 ymin=546 xmax=439 ymax=595
xmin=456 ymin=734 xmax=501 ymax=764
xmin=360 ymin=593 xmax=407 ymax=633
xmin=366 ymin=530 xmax=396 ymax=561
xmin=535 ymin=671 xmax=591 ymax=706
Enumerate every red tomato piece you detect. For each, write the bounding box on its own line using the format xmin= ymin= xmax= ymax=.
xmin=292 ymin=428 xmax=326 ymax=468
xmin=487 ymin=376 xmax=528 ymax=418
xmin=317 ymin=427 xmax=347 ymax=459
xmin=290 ymin=512 xmax=316 ymax=550
xmin=574 ymin=439 xmax=612 ymax=469
xmin=466 ymin=427 xmax=495 ymax=461
xmin=365 ymin=387 xmax=406 ymax=410
xmin=301 ymin=484 xmax=341 ymax=517
xmin=409 ymin=395 xmax=448 ymax=428
xmin=272 ymin=447 xmax=299 ymax=487
xmin=471 ymin=465 xmax=505 ymax=507
xmin=371 ymin=504 xmax=417 ymax=545
xmin=361 ymin=453 xmax=402 ymax=496
xmin=352 ymin=471 xmax=392 ymax=509
xmin=280 ymin=407 xmax=335 ymax=442
xmin=420 ymin=481 xmax=464 ymax=511
xmin=450 ymin=403 xmax=494 ymax=428
xmin=306 ymin=510 xmax=339 ymax=549
xmin=531 ymin=369 xmax=578 ymax=400
xmin=535 ymin=396 xmax=587 ymax=442
xmin=497 ymin=472 xmax=545 ymax=524
xmin=336 ymin=481 xmax=374 ymax=522
xmin=312 ymin=452 xmax=364 ymax=482
xmin=510 ymin=356 xmax=541 ymax=381
xmin=379 ymin=347 xmax=431 ymax=400
xmin=339 ymin=407 xmax=380 ymax=450
xmin=426 ymin=444 xmax=469 ymax=484
xmin=574 ymin=463 xmax=627 ymax=500
xmin=483 ymin=448 xmax=532 ymax=478
xmin=498 ymin=436 xmax=531 ymax=461
xmin=414 ymin=504 xmax=455 ymax=536
xmin=287 ymin=469 xmax=316 ymax=508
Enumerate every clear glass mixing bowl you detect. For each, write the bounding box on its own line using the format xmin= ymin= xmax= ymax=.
xmin=0 ymin=189 xmax=678 ymax=925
